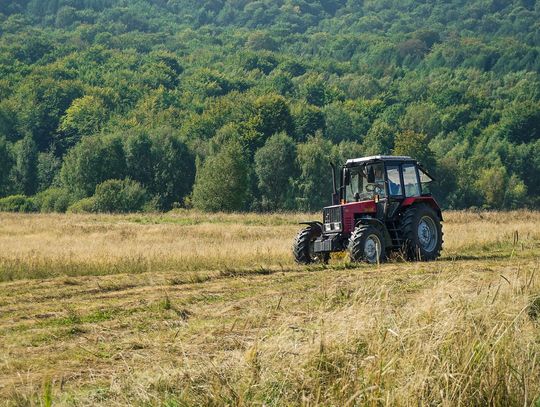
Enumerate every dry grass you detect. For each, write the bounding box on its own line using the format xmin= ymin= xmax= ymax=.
xmin=0 ymin=210 xmax=539 ymax=406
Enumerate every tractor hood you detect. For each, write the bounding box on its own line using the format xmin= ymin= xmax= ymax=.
xmin=324 ymin=200 xmax=377 ymax=234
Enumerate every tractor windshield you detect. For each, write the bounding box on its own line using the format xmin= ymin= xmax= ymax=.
xmin=345 ymin=163 xmax=386 ymax=202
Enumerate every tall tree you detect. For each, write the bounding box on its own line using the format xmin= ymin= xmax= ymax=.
xmin=254 ymin=132 xmax=297 ymax=211
xmin=150 ymin=129 xmax=196 ymax=210
xmin=57 ymin=95 xmax=108 ymax=153
xmin=393 ymin=130 xmax=436 ymax=169
xmin=60 ymin=134 xmax=126 ymax=198
xmin=0 ymin=137 xmax=13 ymax=197
xmin=192 ymin=141 xmax=250 ymax=212
xmin=13 ymin=135 xmax=38 ymax=196
xmin=295 ymin=135 xmax=336 ymax=211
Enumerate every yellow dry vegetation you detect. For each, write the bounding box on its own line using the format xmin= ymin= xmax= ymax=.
xmin=0 ymin=210 xmax=539 ymax=405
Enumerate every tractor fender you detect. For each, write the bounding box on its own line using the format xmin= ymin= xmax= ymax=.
xmin=354 ymin=218 xmax=393 ymax=247
xmin=401 ymin=197 xmax=443 ymax=221
xmin=299 ymin=221 xmax=324 ymax=233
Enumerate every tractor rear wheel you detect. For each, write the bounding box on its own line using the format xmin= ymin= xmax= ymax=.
xmin=348 ymin=225 xmax=386 ymax=264
xmin=293 ymin=225 xmax=329 ymax=264
xmin=399 ymin=204 xmax=443 ymax=261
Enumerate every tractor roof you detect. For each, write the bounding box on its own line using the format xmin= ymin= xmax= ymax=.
xmin=345 ymin=155 xmax=415 ymax=166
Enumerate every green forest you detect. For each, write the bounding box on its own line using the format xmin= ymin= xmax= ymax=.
xmin=0 ymin=0 xmax=539 ymax=213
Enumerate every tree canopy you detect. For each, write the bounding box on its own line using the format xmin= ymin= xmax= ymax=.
xmin=0 ymin=0 xmax=538 ymax=211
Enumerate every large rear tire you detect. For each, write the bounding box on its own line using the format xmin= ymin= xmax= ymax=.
xmin=348 ymin=225 xmax=386 ymax=264
xmin=293 ymin=225 xmax=330 ymax=264
xmin=399 ymin=204 xmax=443 ymax=261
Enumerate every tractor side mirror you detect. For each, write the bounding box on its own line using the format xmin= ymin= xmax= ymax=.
xmin=367 ymin=166 xmax=375 ymax=184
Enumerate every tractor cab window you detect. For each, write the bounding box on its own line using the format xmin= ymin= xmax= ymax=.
xmin=345 ymin=163 xmax=386 ymax=202
xmin=403 ymin=164 xmax=421 ymax=197
xmin=419 ymin=168 xmax=433 ymax=194
xmin=386 ymin=165 xmax=403 ymax=196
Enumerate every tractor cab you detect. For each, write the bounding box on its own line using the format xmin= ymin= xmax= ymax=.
xmin=293 ymin=156 xmax=443 ymax=264
xmin=338 ymin=155 xmax=436 ymax=221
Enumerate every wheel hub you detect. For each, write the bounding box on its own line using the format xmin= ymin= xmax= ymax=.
xmin=417 ymin=216 xmax=437 ymax=252
xmin=364 ymin=234 xmax=381 ymax=262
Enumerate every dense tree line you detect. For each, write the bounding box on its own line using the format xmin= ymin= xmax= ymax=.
xmin=0 ymin=0 xmax=539 ymax=212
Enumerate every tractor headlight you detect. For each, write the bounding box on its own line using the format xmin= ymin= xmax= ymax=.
xmin=324 ymin=222 xmax=342 ymax=233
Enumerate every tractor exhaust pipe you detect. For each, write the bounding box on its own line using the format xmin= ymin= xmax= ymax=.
xmin=330 ymin=162 xmax=339 ymax=205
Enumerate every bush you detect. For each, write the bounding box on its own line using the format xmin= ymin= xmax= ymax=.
xmin=0 ymin=195 xmax=37 ymax=213
xmin=93 ymin=179 xmax=147 ymax=213
xmin=34 ymin=188 xmax=75 ymax=213
xmin=67 ymin=197 xmax=96 ymax=213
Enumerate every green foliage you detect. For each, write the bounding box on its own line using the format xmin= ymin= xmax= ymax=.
xmin=34 ymin=188 xmax=75 ymax=213
xmin=0 ymin=195 xmax=37 ymax=213
xmin=300 ymin=75 xmax=331 ymax=107
xmin=323 ymin=102 xmax=354 ymax=143
xmin=476 ymin=166 xmax=508 ymax=209
xmin=246 ymin=31 xmax=278 ymax=51
xmin=0 ymin=137 xmax=13 ymax=196
xmin=292 ymin=102 xmax=326 ymax=142
xmin=124 ymin=131 xmax=154 ymax=187
xmin=67 ymin=197 xmax=97 ymax=214
xmin=57 ymin=95 xmax=108 ymax=151
xmin=0 ymin=0 xmax=538 ymax=210
xmin=362 ymin=121 xmax=394 ymax=155
xmin=92 ymin=179 xmax=147 ymax=213
xmin=16 ymin=77 xmax=83 ymax=151
xmin=497 ymin=101 xmax=540 ymax=144
xmin=295 ymin=135 xmax=336 ymax=211
xmin=254 ymin=94 xmax=294 ymax=139
xmin=254 ymin=133 xmax=297 ymax=211
xmin=393 ymin=130 xmax=436 ymax=169
xmin=475 ymin=165 xmax=528 ymax=210
xmin=12 ymin=135 xmax=38 ymax=196
xmin=192 ymin=141 xmax=250 ymax=212
xmin=36 ymin=150 xmax=61 ymax=192
xmin=60 ymin=135 xmax=126 ymax=198
xmin=149 ymin=130 xmax=196 ymax=210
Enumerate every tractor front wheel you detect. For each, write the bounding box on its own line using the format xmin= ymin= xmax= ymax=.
xmin=399 ymin=204 xmax=443 ymax=261
xmin=348 ymin=225 xmax=386 ymax=264
xmin=293 ymin=225 xmax=329 ymax=264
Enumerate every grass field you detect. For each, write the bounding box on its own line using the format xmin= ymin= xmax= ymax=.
xmin=1 ymin=210 xmax=539 ymax=406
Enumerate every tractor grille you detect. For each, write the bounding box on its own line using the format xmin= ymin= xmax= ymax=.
xmin=323 ymin=206 xmax=342 ymax=233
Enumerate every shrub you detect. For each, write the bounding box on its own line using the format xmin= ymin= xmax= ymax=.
xmin=93 ymin=179 xmax=147 ymax=213
xmin=0 ymin=195 xmax=38 ymax=213
xmin=67 ymin=197 xmax=96 ymax=213
xmin=34 ymin=188 xmax=75 ymax=213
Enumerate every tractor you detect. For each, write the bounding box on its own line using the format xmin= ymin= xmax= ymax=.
xmin=293 ymin=155 xmax=443 ymax=264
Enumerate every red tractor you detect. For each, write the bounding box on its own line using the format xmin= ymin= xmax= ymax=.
xmin=293 ymin=156 xmax=443 ymax=264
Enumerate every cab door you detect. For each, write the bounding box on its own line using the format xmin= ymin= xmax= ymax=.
xmin=385 ymin=164 xmax=405 ymax=218
xmin=401 ymin=163 xmax=421 ymax=197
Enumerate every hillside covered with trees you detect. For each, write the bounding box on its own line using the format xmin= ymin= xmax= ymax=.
xmin=0 ymin=0 xmax=539 ymax=212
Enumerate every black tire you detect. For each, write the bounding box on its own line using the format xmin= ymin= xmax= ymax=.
xmin=348 ymin=225 xmax=386 ymax=264
xmin=292 ymin=225 xmax=329 ymax=264
xmin=399 ymin=204 xmax=443 ymax=261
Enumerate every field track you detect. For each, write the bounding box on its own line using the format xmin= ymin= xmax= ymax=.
xmin=1 ymin=211 xmax=539 ymax=405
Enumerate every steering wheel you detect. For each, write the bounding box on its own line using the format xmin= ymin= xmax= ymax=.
xmin=365 ymin=183 xmax=384 ymax=193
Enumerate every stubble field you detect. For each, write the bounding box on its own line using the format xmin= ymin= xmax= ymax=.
xmin=1 ymin=210 xmax=539 ymax=406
